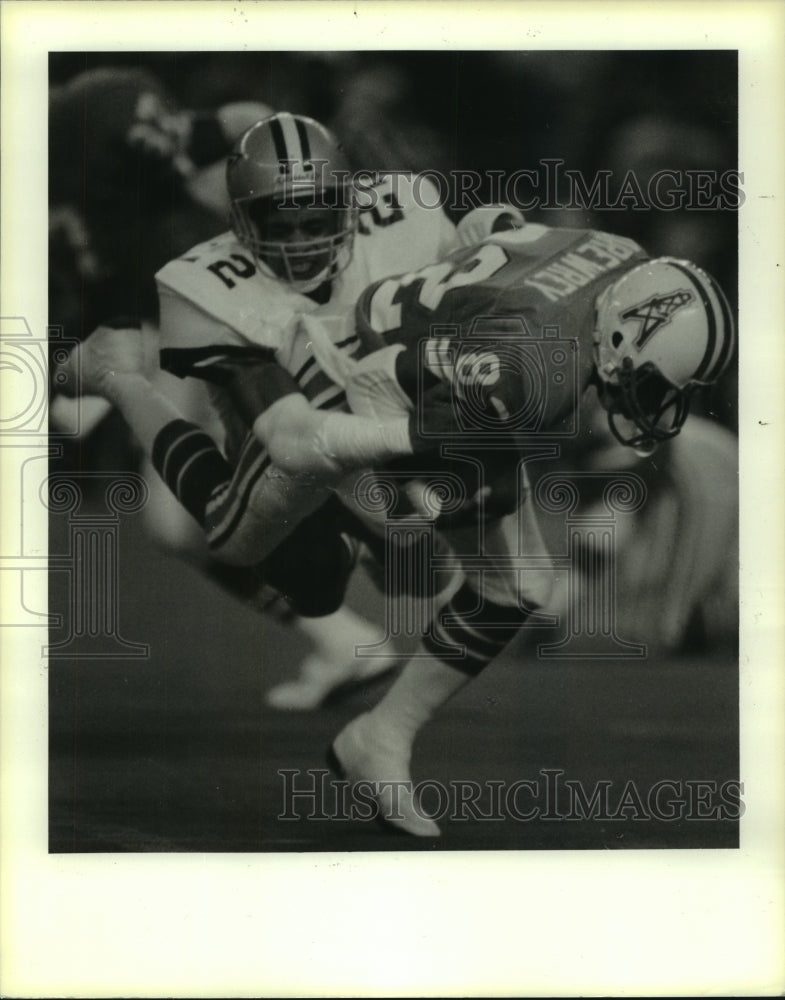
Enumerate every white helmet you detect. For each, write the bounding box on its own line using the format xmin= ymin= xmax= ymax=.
xmin=593 ymin=257 xmax=735 ymax=452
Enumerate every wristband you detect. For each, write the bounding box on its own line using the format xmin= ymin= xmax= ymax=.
xmin=319 ymin=413 xmax=413 ymax=469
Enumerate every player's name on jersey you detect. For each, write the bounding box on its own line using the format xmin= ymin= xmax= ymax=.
xmin=524 ymin=232 xmax=640 ymax=303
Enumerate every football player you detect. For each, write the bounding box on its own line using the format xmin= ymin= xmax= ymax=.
xmin=58 ymin=220 xmax=735 ymax=834
xmin=149 ymin=111 xmax=522 ymax=707
xmin=48 ymin=76 xmax=390 ymax=710
xmin=235 ymin=221 xmax=736 ymax=835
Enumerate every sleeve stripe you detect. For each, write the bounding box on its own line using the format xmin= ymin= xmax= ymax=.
xmin=292 ymin=334 xmax=361 ymax=384
xmin=318 ymin=390 xmax=347 ymax=410
xmin=152 ymin=419 xmax=222 ymax=490
xmin=310 ymin=386 xmax=348 ymax=411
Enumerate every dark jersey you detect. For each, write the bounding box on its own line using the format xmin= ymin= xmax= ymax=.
xmin=356 ymin=223 xmax=648 ymax=444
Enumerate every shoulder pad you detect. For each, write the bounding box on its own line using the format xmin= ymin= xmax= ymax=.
xmin=156 ymin=233 xmax=302 ymax=349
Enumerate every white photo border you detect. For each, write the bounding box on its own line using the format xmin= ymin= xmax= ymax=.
xmin=1 ymin=1 xmax=783 ymax=996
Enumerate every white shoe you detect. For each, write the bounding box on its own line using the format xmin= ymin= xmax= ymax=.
xmin=328 ymin=713 xmax=441 ymax=837
xmin=265 ymin=652 xmax=398 ymax=711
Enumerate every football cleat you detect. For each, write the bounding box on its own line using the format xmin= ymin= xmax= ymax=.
xmin=593 ymin=257 xmax=735 ymax=452
xmin=227 ymin=112 xmax=359 ymax=291
xmin=328 ymin=713 xmax=441 ymax=837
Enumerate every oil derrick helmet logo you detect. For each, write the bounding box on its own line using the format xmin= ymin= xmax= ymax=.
xmin=621 ymin=289 xmax=695 ymax=349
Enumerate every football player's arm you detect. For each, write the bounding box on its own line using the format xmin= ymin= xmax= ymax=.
xmin=250 ymin=392 xmax=414 ymax=481
xmin=157 ymin=290 xmax=383 ymax=492
xmin=157 ymin=288 xmax=256 ymax=379
xmin=126 ymin=99 xmax=273 ymax=181
xmin=158 ymin=289 xmax=413 ymax=480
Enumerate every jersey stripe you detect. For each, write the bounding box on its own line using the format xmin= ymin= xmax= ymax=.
xmin=309 ymin=385 xmax=347 ymax=411
xmin=299 ymin=369 xmax=345 ymax=401
xmin=291 ymin=333 xmax=361 ymax=384
xmin=318 ymin=390 xmax=347 ymax=410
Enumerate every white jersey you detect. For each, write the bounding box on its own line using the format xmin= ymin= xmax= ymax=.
xmin=156 ymin=174 xmax=458 ymax=395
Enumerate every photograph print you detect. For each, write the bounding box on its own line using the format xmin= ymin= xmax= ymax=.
xmin=47 ymin=48 xmax=740 ymax=853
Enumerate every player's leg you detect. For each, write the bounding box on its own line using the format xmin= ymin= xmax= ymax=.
xmin=264 ymin=491 xmax=466 ymax=711
xmin=267 ymin=607 xmax=400 ymax=711
xmin=55 ymin=325 xmax=399 ymax=707
xmin=260 ymin=498 xmax=402 ymax=710
xmin=329 ymin=465 xmax=554 ymax=836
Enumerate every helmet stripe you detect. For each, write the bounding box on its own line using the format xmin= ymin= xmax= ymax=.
xmin=668 ymin=260 xmax=717 ymax=382
xmin=279 ymin=113 xmax=304 ymax=163
xmin=268 ymin=114 xmax=289 ymax=164
xmin=704 ymin=271 xmax=735 ymax=380
xmin=295 ymin=117 xmax=312 ymax=161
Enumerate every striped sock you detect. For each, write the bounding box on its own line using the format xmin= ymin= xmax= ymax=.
xmin=423 ymin=580 xmax=532 ymax=676
xmin=151 ymin=419 xmax=233 ymax=526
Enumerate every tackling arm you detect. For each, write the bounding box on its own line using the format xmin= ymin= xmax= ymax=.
xmin=250 ymin=393 xmax=413 ymax=481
